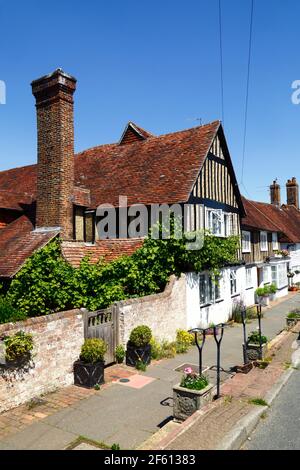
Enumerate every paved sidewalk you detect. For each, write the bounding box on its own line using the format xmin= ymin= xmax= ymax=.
xmin=0 ymin=293 xmax=299 ymax=450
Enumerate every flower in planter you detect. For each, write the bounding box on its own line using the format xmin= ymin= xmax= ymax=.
xmin=180 ymin=368 xmax=209 ymax=391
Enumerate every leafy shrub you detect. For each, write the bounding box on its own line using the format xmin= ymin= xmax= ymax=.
xmin=150 ymin=338 xmax=176 ymax=360
xmin=180 ymin=368 xmax=209 ymax=391
xmin=115 ymin=344 xmax=126 ymax=364
xmin=80 ymin=338 xmax=107 ymax=364
xmin=4 ymin=331 xmax=34 ymax=362
xmin=129 ymin=325 xmax=152 ymax=347
xmin=176 ymin=329 xmax=195 ymax=346
xmin=268 ymin=284 xmax=277 ymax=294
xmin=231 ymin=300 xmax=246 ymax=323
xmin=287 ymin=310 xmax=300 ymax=319
xmin=0 ymin=297 xmax=27 ymax=324
xmin=256 ymin=287 xmax=269 ymax=297
xmin=2 ymin=229 xmax=239 ymax=318
xmin=247 ymin=331 xmax=268 ymax=345
xmin=135 ymin=360 xmax=147 ymax=371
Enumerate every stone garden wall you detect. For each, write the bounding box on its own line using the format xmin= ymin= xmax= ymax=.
xmin=0 ymin=309 xmax=84 ymax=413
xmin=117 ymin=275 xmax=187 ymax=345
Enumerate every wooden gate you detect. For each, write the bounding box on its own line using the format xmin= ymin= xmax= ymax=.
xmin=83 ymin=306 xmax=119 ymax=365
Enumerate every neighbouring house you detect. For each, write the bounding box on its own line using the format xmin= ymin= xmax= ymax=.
xmin=0 ymin=68 xmax=248 ymax=329
xmin=241 ymin=178 xmax=300 ymax=301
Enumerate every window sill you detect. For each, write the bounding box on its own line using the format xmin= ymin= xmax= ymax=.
xmin=246 ymin=287 xmax=253 ymax=291
xmin=200 ymin=303 xmax=212 ymax=309
xmin=231 ymin=293 xmax=240 ymax=299
xmin=215 ymin=299 xmax=224 ymax=304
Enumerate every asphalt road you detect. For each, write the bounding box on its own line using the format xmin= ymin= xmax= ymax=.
xmin=244 ymin=370 xmax=300 ymax=450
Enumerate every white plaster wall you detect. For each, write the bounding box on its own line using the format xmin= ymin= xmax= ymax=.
xmin=186 ymin=266 xmax=250 ymax=329
xmin=281 ymin=243 xmax=300 ymax=284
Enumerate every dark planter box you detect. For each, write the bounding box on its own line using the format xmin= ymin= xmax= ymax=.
xmin=73 ymin=360 xmax=105 ymax=389
xmin=246 ymin=343 xmax=267 ymax=362
xmin=126 ymin=343 xmax=151 ymax=367
xmin=286 ymin=317 xmax=298 ymax=328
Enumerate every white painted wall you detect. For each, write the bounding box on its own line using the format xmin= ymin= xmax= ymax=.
xmin=186 ymin=266 xmax=256 ymax=329
xmin=281 ymin=243 xmax=300 ymax=284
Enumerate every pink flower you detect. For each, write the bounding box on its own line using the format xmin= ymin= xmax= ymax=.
xmin=184 ymin=367 xmax=193 ymax=374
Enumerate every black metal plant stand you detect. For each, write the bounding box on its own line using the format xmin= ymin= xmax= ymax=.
xmin=257 ymin=304 xmax=263 ymax=360
xmin=213 ymin=324 xmax=225 ymax=399
xmin=189 ymin=324 xmax=225 ymax=400
xmin=241 ymin=307 xmax=249 ymax=365
xmin=190 ymin=328 xmax=206 ymax=377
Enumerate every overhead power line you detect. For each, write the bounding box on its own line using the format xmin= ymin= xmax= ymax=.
xmin=218 ymin=0 xmax=225 ymax=126
xmin=240 ymin=0 xmax=254 ymax=185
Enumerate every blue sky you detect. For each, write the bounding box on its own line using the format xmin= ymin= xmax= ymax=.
xmin=0 ymin=0 xmax=299 ymax=203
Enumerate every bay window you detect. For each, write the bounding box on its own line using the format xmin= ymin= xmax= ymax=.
xmin=271 ymin=264 xmax=287 ymax=289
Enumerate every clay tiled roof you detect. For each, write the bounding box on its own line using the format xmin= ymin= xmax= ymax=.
xmin=0 ymin=190 xmax=33 ymax=211
xmin=0 ymin=121 xmax=221 ymax=209
xmin=0 ymin=215 xmax=59 ymax=278
xmin=242 ymin=197 xmax=300 ymax=243
xmin=61 ymin=239 xmax=144 ymax=267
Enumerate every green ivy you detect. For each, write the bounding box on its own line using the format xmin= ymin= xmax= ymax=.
xmin=3 ymin=229 xmax=239 ymax=318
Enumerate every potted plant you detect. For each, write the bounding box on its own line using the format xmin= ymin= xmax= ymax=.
xmin=268 ymin=283 xmax=277 ymax=302
xmin=255 ymin=286 xmax=270 ymax=306
xmin=286 ymin=310 xmax=300 ymax=328
xmin=246 ymin=330 xmax=268 ymax=361
xmin=173 ymin=367 xmax=214 ymax=422
xmin=3 ymin=331 xmax=34 ymax=367
xmin=115 ymin=344 xmax=126 ymax=364
xmin=74 ymin=338 xmax=107 ymax=389
xmin=126 ymin=325 xmax=152 ymax=368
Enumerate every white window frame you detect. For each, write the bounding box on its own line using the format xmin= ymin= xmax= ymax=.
xmin=263 ymin=266 xmax=270 ymax=285
xmin=206 ymin=208 xmax=224 ymax=237
xmin=230 ymin=270 xmax=238 ymax=296
xmin=260 ymin=231 xmax=268 ymax=252
xmin=271 ymin=264 xmax=287 ymax=289
xmin=272 ymin=232 xmax=279 ymax=251
xmin=242 ymin=231 xmax=251 ymax=253
xmin=199 ymin=273 xmax=222 ymax=306
xmin=246 ymin=268 xmax=253 ymax=289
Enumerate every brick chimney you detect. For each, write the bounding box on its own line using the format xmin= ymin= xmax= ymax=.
xmin=286 ymin=177 xmax=299 ymax=209
xmin=270 ymin=180 xmax=281 ymax=206
xmin=31 ymin=69 xmax=76 ymax=239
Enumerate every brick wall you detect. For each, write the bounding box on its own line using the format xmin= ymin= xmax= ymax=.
xmin=118 ymin=275 xmax=187 ymax=345
xmin=0 ymin=309 xmax=84 ymax=413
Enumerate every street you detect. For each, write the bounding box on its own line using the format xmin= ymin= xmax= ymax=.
xmin=244 ymin=369 xmax=300 ymax=450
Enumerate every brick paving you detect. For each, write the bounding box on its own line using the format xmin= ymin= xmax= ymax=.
xmin=0 ymin=364 xmax=135 ymax=441
xmin=161 ymin=325 xmax=300 ymax=450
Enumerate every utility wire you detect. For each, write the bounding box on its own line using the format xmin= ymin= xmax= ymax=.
xmin=218 ymin=0 xmax=225 ymax=126
xmin=240 ymin=0 xmax=254 ymax=185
